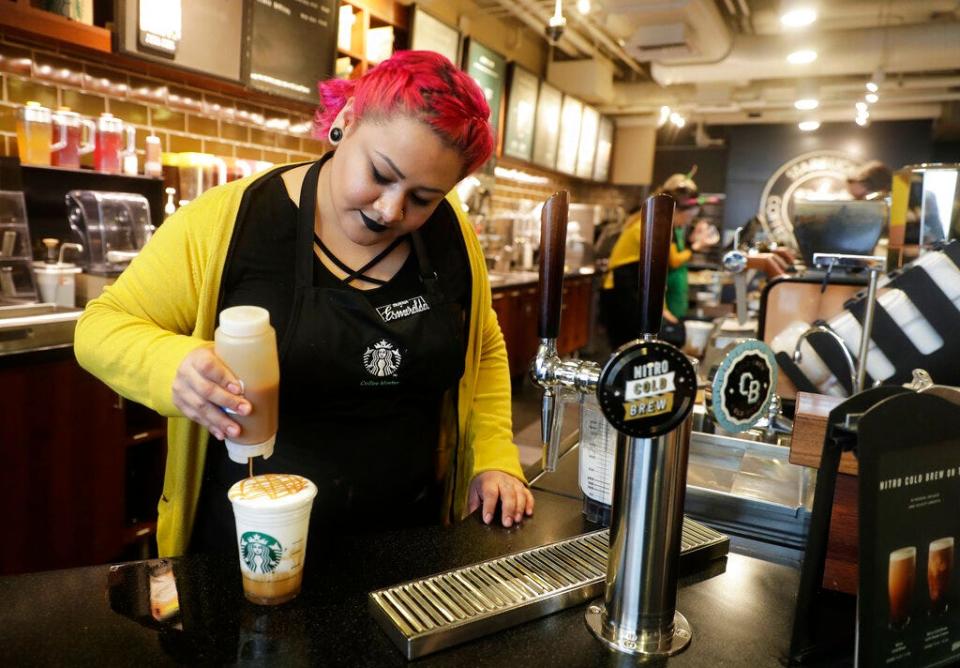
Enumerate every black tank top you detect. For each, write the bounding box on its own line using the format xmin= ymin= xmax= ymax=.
xmin=191 ymin=157 xmax=470 ymax=551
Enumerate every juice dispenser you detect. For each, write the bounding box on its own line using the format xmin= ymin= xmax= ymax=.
xmin=65 ymin=190 xmax=154 ymax=275
xmin=16 ymin=102 xmax=61 ymax=166
xmin=94 ymin=113 xmax=135 ymax=174
xmin=51 ymin=108 xmax=96 ymax=169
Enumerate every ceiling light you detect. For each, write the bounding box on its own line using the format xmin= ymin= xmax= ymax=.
xmin=865 ymin=82 xmax=879 ymax=93
xmin=670 ymin=112 xmax=686 ymax=128
xmin=856 ymin=101 xmax=868 ymax=112
xmin=658 ymin=105 xmax=671 ymax=127
xmin=856 ymin=115 xmax=870 ymax=127
xmin=787 ymin=49 xmax=817 ymax=65
xmin=865 ymin=93 xmax=879 ymax=104
xmin=794 ymin=98 xmax=819 ymax=111
xmin=576 ymin=0 xmax=590 ymax=14
xmin=798 ymin=120 xmax=820 ymax=132
xmin=780 ymin=7 xmax=817 ymax=28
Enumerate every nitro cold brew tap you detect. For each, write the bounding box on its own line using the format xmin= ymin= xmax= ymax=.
xmin=585 ymin=193 xmax=699 ymax=657
xmin=530 ymin=191 xmax=600 ymax=472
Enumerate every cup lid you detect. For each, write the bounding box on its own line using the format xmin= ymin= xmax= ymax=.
xmin=32 ymin=262 xmax=82 ymax=273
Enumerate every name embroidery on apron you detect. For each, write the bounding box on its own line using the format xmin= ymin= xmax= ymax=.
xmin=376 ymin=296 xmax=431 ymax=322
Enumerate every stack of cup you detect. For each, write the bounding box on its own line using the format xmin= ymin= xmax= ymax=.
xmin=228 ymin=473 xmax=318 ymax=605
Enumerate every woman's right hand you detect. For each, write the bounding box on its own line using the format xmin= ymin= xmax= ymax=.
xmin=172 ymin=345 xmax=251 ymax=441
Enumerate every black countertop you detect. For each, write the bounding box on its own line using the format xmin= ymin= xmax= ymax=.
xmin=1 ymin=490 xmax=819 ymax=667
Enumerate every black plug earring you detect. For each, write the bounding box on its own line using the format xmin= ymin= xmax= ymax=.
xmin=328 ymin=126 xmax=343 ymax=145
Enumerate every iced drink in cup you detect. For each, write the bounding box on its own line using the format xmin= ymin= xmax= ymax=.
xmin=228 ymin=474 xmax=317 ymax=605
xmin=888 ymin=546 xmax=916 ymax=630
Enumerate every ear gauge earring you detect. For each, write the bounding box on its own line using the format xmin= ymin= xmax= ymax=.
xmin=328 ymin=126 xmax=343 ymax=145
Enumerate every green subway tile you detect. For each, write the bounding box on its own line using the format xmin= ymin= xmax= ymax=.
xmin=249 ymin=128 xmax=276 ymax=147
xmin=107 ymin=98 xmax=148 ymax=125
xmin=150 ymin=107 xmax=185 ymax=131
xmin=220 ymin=122 xmax=248 ymax=141
xmin=301 ymin=137 xmax=327 ymax=156
xmin=187 ymin=114 xmax=218 ymax=137
xmin=0 ymin=105 xmax=16 ymax=132
xmin=288 ymin=153 xmax=313 ymax=164
xmin=6 ymin=77 xmax=58 ymax=107
xmin=277 ymin=133 xmax=300 ymax=151
xmin=60 ymin=89 xmax=105 ymax=117
xmin=262 ymin=149 xmax=287 ymax=164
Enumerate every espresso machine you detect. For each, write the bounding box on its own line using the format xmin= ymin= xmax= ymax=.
xmin=532 ymin=191 xmax=698 ymax=656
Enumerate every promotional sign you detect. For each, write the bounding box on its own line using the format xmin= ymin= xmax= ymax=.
xmin=710 ymin=340 xmax=777 ymax=433
xmin=556 ymin=96 xmax=583 ymax=176
xmin=245 ymin=0 xmax=338 ymax=103
xmin=596 ymin=340 xmax=697 ymax=439
xmin=857 ymin=391 xmax=960 ymax=668
xmin=465 ymin=40 xmax=506 ymax=141
xmin=532 ymin=82 xmax=562 ymax=170
xmin=410 ymin=7 xmax=460 ymax=66
xmin=593 ymin=116 xmax=614 ymax=182
xmin=502 ymin=65 xmax=539 ymax=162
xmin=575 ymin=106 xmax=599 ymax=179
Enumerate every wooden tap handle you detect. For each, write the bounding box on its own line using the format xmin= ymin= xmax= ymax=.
xmin=637 ymin=194 xmax=676 ymax=337
xmin=538 ymin=191 xmax=569 ymax=340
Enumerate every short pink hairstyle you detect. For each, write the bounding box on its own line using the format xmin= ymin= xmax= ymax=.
xmin=315 ymin=50 xmax=494 ymax=176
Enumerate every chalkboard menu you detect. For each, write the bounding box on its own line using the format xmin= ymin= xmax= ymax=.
xmin=117 ymin=0 xmax=244 ymax=81
xmin=503 ymin=65 xmax=539 ymax=162
xmin=244 ymin=0 xmax=338 ymax=103
xmin=575 ymin=105 xmax=599 ymax=179
xmin=593 ymin=116 xmax=614 ymax=182
xmin=532 ymin=82 xmax=562 ymax=170
xmin=411 ymin=7 xmax=460 ymax=65
xmin=465 ymin=40 xmax=507 ymax=141
xmin=556 ymin=96 xmax=583 ymax=175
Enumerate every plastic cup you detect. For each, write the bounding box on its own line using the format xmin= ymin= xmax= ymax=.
xmin=33 ymin=263 xmax=82 ymax=306
xmin=228 ymin=474 xmax=317 ymax=605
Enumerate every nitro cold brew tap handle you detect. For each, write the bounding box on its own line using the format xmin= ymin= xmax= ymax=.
xmin=538 ymin=191 xmax=569 ymax=340
xmin=637 ymin=194 xmax=676 ymax=338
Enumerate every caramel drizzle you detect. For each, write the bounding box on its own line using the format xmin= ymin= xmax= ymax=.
xmin=232 ymin=473 xmax=309 ymax=500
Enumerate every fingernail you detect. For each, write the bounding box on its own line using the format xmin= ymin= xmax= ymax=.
xmin=227 ymin=426 xmax=239 ymax=438
xmin=483 ymin=513 xmax=492 ymax=523
xmin=227 ymin=383 xmax=241 ymax=395
xmin=213 ymin=430 xmax=223 ymax=440
xmin=504 ymin=517 xmax=513 ymax=528
xmin=237 ymin=401 xmax=251 ymax=415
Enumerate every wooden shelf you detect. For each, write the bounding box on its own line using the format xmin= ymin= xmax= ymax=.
xmin=337 ymin=46 xmax=366 ymax=62
xmin=0 ymin=1 xmax=111 ymax=53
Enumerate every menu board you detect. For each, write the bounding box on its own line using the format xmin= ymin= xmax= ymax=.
xmin=593 ymin=116 xmax=614 ymax=182
xmin=410 ymin=7 xmax=460 ymax=65
xmin=117 ymin=0 xmax=244 ymax=81
xmin=556 ymin=96 xmax=583 ymax=175
xmin=244 ymin=0 xmax=338 ymax=103
xmin=857 ymin=391 xmax=960 ymax=668
xmin=503 ymin=65 xmax=539 ymax=162
xmin=465 ymin=40 xmax=506 ymax=141
xmin=575 ymin=105 xmax=599 ymax=179
xmin=532 ymin=82 xmax=562 ymax=170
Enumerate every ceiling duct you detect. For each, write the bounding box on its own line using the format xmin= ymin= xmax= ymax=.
xmin=606 ymin=0 xmax=732 ymax=65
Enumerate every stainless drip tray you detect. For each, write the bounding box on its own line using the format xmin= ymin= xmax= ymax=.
xmin=0 ymin=303 xmax=81 ymax=356
xmin=369 ymin=518 xmax=728 ymax=659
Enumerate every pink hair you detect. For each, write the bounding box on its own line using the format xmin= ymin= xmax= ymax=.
xmin=314 ymin=50 xmax=494 ymax=176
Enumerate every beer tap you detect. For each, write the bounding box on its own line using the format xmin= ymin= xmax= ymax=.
xmin=530 ymin=192 xmax=600 ymax=472
xmin=533 ymin=193 xmax=699 ymax=657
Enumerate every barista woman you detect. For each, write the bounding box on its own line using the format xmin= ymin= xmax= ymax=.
xmin=75 ymin=51 xmax=533 ymax=557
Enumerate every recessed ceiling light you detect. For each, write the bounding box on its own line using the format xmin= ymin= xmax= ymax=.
xmin=576 ymin=0 xmax=591 ymax=14
xmin=787 ymin=49 xmax=818 ymax=65
xmin=856 ymin=115 xmax=870 ymax=127
xmin=866 ymin=82 xmax=879 ymax=93
xmin=798 ymin=120 xmax=820 ymax=131
xmin=856 ymin=101 xmax=868 ymax=112
xmin=865 ymin=93 xmax=879 ymax=104
xmin=780 ymin=7 xmax=817 ymax=28
xmin=794 ymin=98 xmax=819 ymax=110
xmin=669 ymin=112 xmax=686 ymax=128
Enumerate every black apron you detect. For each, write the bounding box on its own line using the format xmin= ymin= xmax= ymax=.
xmin=192 ymin=158 xmax=466 ymax=551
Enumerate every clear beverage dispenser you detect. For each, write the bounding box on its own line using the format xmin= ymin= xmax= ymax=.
xmin=66 ymin=190 xmax=154 ymax=275
xmin=94 ymin=113 xmax=135 ymax=174
xmin=51 ymin=108 xmax=96 ymax=169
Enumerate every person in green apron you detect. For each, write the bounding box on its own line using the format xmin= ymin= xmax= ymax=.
xmin=659 ymin=173 xmax=701 ymax=345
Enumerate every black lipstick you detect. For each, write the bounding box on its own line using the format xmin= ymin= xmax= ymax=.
xmin=359 ymin=211 xmax=389 ymax=233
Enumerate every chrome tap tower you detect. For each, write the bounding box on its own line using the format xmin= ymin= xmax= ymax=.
xmin=531 ymin=192 xmax=698 ymax=657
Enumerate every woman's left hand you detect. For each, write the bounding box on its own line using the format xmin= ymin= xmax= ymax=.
xmin=468 ymin=471 xmax=535 ymax=527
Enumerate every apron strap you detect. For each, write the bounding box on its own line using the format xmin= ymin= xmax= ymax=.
xmin=295 ymin=159 xmax=325 ymax=289
xmin=410 ymin=230 xmax=443 ymax=301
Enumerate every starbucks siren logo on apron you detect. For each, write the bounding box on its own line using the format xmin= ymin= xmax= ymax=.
xmin=363 ymin=339 xmax=402 ymax=377
xmin=240 ymin=531 xmax=283 ymax=574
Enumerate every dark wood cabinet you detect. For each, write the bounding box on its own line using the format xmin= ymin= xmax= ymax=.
xmin=0 ymin=351 xmax=165 ymax=575
xmin=492 ymin=275 xmax=593 ymax=378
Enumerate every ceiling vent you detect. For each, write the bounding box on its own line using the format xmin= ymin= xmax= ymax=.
xmin=625 ymin=23 xmax=694 ymax=60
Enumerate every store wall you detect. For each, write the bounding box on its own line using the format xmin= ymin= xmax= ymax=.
xmin=722 ymin=120 xmax=934 ymax=231
xmin=0 ymin=37 xmax=324 ymax=165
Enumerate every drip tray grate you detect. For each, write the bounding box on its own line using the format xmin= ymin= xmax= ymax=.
xmin=369 ymin=517 xmax=728 ymax=659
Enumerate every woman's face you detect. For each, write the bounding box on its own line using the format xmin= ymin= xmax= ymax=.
xmin=326 ymin=113 xmax=465 ymax=247
xmin=673 ymin=205 xmax=699 ymax=228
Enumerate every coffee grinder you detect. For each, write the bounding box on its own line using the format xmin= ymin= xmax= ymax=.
xmin=531 ymin=192 xmax=698 ymax=656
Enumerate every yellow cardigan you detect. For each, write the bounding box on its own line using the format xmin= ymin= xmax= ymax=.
xmin=602 ymin=214 xmax=688 ymax=290
xmin=74 ymin=167 xmax=525 ymax=556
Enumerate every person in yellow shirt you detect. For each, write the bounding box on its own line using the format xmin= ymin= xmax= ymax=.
xmin=74 ymin=51 xmax=532 ymax=557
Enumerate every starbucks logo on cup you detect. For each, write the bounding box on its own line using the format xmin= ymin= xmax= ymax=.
xmin=240 ymin=532 xmax=283 ymax=574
